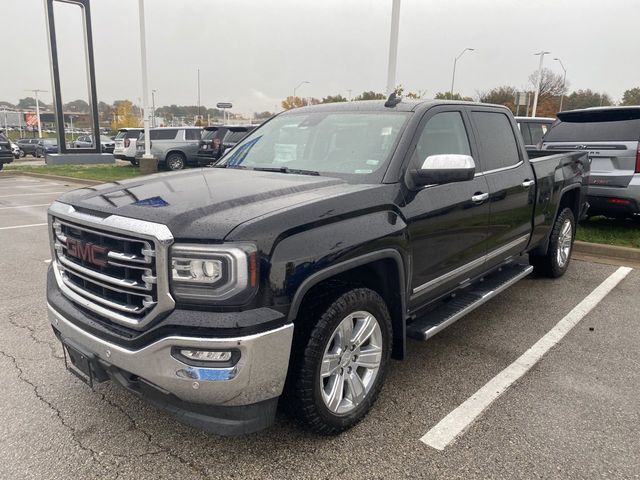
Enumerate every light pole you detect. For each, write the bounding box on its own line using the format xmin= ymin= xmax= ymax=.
xmin=386 ymin=0 xmax=401 ymax=95
xmin=450 ymin=48 xmax=474 ymax=99
xmin=69 ymin=115 xmax=76 ymax=142
xmin=554 ymin=57 xmax=567 ymax=112
xmin=151 ymin=89 xmax=157 ymax=127
xmin=26 ymin=89 xmax=47 ymax=138
xmin=293 ymin=81 xmax=310 ymax=107
xmin=531 ymin=50 xmax=550 ymax=117
xmin=137 ymin=0 xmax=154 ymax=171
xmin=197 ymin=68 xmax=201 ymax=121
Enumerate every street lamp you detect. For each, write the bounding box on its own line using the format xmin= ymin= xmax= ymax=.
xmin=293 ymin=81 xmax=310 ymax=107
xmin=554 ymin=58 xmax=567 ymax=112
xmin=531 ymin=50 xmax=551 ymax=117
xmin=450 ymin=48 xmax=475 ymax=99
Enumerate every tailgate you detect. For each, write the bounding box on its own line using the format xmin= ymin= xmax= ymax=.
xmin=542 ymin=142 xmax=638 ymax=187
xmin=544 ymin=141 xmax=637 ymax=188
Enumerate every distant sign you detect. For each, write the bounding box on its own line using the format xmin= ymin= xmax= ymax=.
xmin=216 ymin=102 xmax=232 ymax=109
xmin=515 ymin=92 xmax=529 ymax=106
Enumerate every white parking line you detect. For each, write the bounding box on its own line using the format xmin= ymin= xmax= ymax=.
xmin=0 ymin=203 xmax=50 ymax=210
xmin=0 ymin=223 xmax=48 ymax=231
xmin=44 ymin=259 xmax=52 ymax=264
xmin=420 ymin=266 xmax=633 ymax=451
xmin=0 ymin=192 xmax=65 ymax=198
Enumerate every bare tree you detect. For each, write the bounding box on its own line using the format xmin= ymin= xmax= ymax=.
xmin=528 ymin=68 xmax=568 ymax=97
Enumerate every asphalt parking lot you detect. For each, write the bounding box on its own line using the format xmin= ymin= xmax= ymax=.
xmin=1 ymin=174 xmax=638 ymax=480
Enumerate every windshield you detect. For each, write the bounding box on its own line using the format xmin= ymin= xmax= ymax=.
xmin=217 ymin=112 xmax=409 ymax=182
xmin=100 ymin=135 xmax=113 ymax=142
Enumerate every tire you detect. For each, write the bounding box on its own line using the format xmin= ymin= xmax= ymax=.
xmin=288 ymin=288 xmax=392 ymax=435
xmin=530 ymin=207 xmax=575 ymax=278
xmin=130 ymin=159 xmax=140 ymax=167
xmin=0 ymin=163 xmax=4 ymax=171
xmin=20 ymin=150 xmax=25 ymax=158
xmin=165 ymin=152 xmax=185 ymax=171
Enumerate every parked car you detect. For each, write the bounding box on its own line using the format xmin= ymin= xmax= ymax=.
xmin=113 ymin=128 xmax=143 ymax=165
xmin=46 ymin=99 xmax=588 ymax=436
xmin=0 ymin=132 xmax=14 ymax=170
xmin=16 ymin=138 xmax=41 ymax=157
xmin=35 ymin=139 xmax=58 ymax=157
xmin=135 ymin=127 xmax=202 ymax=170
xmin=542 ymin=106 xmax=640 ymax=219
xmin=10 ymin=141 xmax=23 ymax=159
xmin=515 ymin=116 xmax=555 ymax=149
xmin=197 ymin=125 xmax=256 ymax=165
xmin=73 ymin=135 xmax=116 ymax=153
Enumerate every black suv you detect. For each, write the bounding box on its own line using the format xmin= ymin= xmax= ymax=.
xmin=197 ymin=125 xmax=256 ymax=165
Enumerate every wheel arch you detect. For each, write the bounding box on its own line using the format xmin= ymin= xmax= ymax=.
xmin=288 ymin=249 xmax=408 ymax=360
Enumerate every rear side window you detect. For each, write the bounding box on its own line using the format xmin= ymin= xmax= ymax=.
xmin=225 ymin=130 xmax=249 ymax=144
xmin=544 ymin=119 xmax=640 ymax=142
xmin=150 ymin=129 xmax=178 ymax=140
xmin=518 ymin=123 xmax=532 ymax=145
xmin=185 ymin=129 xmax=202 ymax=140
xmin=415 ymin=111 xmax=471 ymax=160
xmin=528 ymin=122 xmax=549 ymax=144
xmin=472 ymin=111 xmax=520 ymax=171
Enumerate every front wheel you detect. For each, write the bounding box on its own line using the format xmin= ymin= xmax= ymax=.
xmin=165 ymin=153 xmax=185 ymax=171
xmin=530 ymin=207 xmax=575 ymax=278
xmin=130 ymin=159 xmax=140 ymax=167
xmin=289 ymin=288 xmax=392 ymax=435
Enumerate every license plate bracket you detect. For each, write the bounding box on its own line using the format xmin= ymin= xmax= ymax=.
xmin=61 ymin=338 xmax=100 ymax=388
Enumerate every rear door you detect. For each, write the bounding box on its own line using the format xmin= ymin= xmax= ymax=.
xmin=469 ymin=107 xmax=535 ymax=264
xmin=542 ymin=110 xmax=640 ymax=189
xmin=401 ymin=106 xmax=491 ymax=307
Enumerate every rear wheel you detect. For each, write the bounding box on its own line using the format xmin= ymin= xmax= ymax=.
xmin=289 ymin=288 xmax=392 ymax=435
xmin=130 ymin=159 xmax=140 ymax=167
xmin=530 ymin=207 xmax=575 ymax=278
xmin=165 ymin=153 xmax=185 ymax=171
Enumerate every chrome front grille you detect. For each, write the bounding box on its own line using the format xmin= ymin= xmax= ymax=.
xmin=49 ymin=202 xmax=174 ymax=330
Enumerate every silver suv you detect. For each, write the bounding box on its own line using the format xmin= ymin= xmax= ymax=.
xmin=542 ymin=107 xmax=640 ymax=219
xmin=135 ymin=127 xmax=202 ymax=170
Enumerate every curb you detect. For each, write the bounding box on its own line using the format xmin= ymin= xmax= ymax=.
xmin=573 ymin=240 xmax=640 ymax=262
xmin=1 ymin=170 xmax=100 ymax=186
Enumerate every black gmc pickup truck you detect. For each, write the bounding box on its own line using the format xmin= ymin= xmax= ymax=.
xmin=47 ymin=99 xmax=589 ymax=436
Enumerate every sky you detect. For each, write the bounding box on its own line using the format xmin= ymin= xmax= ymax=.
xmin=2 ymin=0 xmax=639 ymax=115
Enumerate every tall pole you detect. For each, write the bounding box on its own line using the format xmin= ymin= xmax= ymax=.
xmin=386 ymin=0 xmax=401 ymax=95
xmin=26 ymin=89 xmax=47 ymax=138
xmin=450 ymin=48 xmax=474 ymax=99
xmin=532 ymin=51 xmax=550 ymax=117
xmin=554 ymin=58 xmax=567 ymax=112
xmin=197 ymin=68 xmax=201 ymax=122
xmin=293 ymin=81 xmax=310 ymax=108
xmin=138 ymin=0 xmax=152 ymax=161
xmin=151 ymin=89 xmax=156 ymax=127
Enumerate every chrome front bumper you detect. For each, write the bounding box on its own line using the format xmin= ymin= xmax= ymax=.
xmin=48 ymin=304 xmax=294 ymax=406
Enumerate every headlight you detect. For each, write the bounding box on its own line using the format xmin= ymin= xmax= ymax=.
xmin=170 ymin=243 xmax=258 ymax=305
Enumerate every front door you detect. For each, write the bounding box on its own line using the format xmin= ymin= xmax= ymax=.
xmin=400 ymin=108 xmax=491 ymax=308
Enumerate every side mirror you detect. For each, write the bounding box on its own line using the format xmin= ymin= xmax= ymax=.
xmin=408 ymin=154 xmax=476 ymax=188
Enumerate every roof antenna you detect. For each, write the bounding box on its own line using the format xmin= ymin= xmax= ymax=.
xmin=384 ymin=92 xmax=402 ymax=108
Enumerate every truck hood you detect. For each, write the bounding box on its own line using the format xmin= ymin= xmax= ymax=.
xmin=55 ymin=168 xmax=379 ymax=240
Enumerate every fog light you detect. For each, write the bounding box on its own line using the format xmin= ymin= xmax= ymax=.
xmin=179 ymin=349 xmax=232 ymax=362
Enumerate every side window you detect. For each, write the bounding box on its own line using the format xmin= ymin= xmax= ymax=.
xmin=415 ymin=111 xmax=471 ymax=161
xmin=185 ymin=129 xmax=201 ymax=140
xmin=518 ymin=123 xmax=533 ymax=145
xmin=150 ymin=129 xmax=178 ymax=140
xmin=528 ymin=122 xmax=548 ymax=145
xmin=471 ymin=111 xmax=520 ymax=171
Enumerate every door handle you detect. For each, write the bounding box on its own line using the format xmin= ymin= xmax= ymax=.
xmin=522 ymin=179 xmax=535 ymax=188
xmin=471 ymin=192 xmax=489 ymax=203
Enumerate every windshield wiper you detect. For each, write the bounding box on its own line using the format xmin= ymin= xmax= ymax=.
xmin=252 ymin=166 xmax=320 ymax=176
